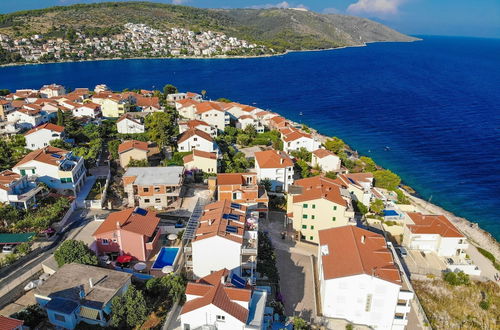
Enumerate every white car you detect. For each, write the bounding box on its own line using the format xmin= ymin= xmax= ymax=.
xmin=2 ymin=245 xmax=15 ymax=254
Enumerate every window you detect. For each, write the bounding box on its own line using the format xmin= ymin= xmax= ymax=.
xmin=332 ymin=217 xmax=336 ymax=221
xmin=144 ymin=199 xmax=150 ymax=203
xmin=309 ymin=236 xmax=314 ymax=241
xmin=101 ymin=239 xmax=109 ymax=245
xmin=216 ymin=315 xmax=225 ymax=322
xmin=365 ymin=294 xmax=373 ymax=312
xmin=60 ymin=177 xmax=73 ymax=183
xmin=143 ymin=187 xmax=149 ymax=192
xmin=194 ymin=137 xmax=198 ymax=141
xmin=31 ymin=169 xmax=36 ymax=174
xmin=184 ymin=325 xmax=191 ymax=330
xmin=310 ymin=225 xmax=314 ymax=229
xmin=303 ymin=204 xmax=308 ymax=208
xmin=154 ymin=186 xmax=160 ymax=192
xmin=312 ymin=204 xmax=316 ymax=209
xmin=302 ymin=225 xmax=307 ymax=229
xmin=54 ymin=313 xmax=66 ymax=322
xmin=333 ymin=206 xmax=337 ymax=211
xmin=302 ymin=214 xmax=308 ymax=219
xmin=20 ymin=169 xmax=26 ymax=176
xmin=155 ymin=198 xmax=161 ymax=203
xmin=31 ymin=144 xmax=35 ymax=147
xmin=311 ymin=215 xmax=315 ymax=220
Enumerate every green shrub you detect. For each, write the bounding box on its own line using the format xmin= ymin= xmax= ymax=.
xmin=479 ymin=300 xmax=490 ymax=310
xmin=443 ymin=271 xmax=470 ymax=286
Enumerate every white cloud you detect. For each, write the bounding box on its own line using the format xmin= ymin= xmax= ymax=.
xmin=347 ymin=0 xmax=404 ymax=17
xmin=322 ymin=7 xmax=340 ymax=14
xmin=248 ymin=2 xmax=290 ymax=9
xmin=172 ymin=0 xmax=188 ymax=4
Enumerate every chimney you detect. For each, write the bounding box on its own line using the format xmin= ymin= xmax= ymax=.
xmin=89 ymin=278 xmax=94 ymax=289
xmin=361 ymin=235 xmax=366 ymax=244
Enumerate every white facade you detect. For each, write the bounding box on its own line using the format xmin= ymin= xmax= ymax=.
xmin=196 ymin=109 xmax=226 ymax=130
xmin=237 ymin=116 xmax=265 ymax=133
xmin=177 ymin=104 xmax=197 ymax=119
xmin=179 ymin=121 xmax=217 ymax=137
xmin=311 ymin=153 xmax=341 ymax=172
xmin=191 ymin=236 xmax=242 ymax=278
xmin=178 ymin=134 xmax=218 ymax=154
xmin=404 ymin=230 xmax=469 ymax=257
xmin=318 ymin=267 xmax=413 ymax=330
xmin=7 ymin=110 xmax=49 ymax=129
xmin=116 ymin=117 xmax=145 ymax=134
xmin=40 ymin=84 xmax=66 ymax=98
xmin=255 ymin=164 xmax=294 ymax=193
xmin=72 ymin=104 xmax=101 ymax=118
xmin=181 ymin=304 xmax=247 ymax=330
xmin=25 ymin=128 xmax=63 ymax=150
xmin=283 ymin=135 xmax=321 ymax=153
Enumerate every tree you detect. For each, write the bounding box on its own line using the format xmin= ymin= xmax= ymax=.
xmin=108 ymin=140 xmax=120 ymax=160
xmin=261 ymin=178 xmax=272 ymax=192
xmin=145 ymin=273 xmax=186 ymax=303
xmin=296 ymin=159 xmax=310 ymax=178
xmin=395 ymin=189 xmax=410 ymax=204
xmin=354 ymin=200 xmax=368 ymax=216
xmin=216 ymin=97 xmax=232 ymax=103
xmin=0 ymin=204 xmax=23 ymax=228
xmin=370 ymin=199 xmax=384 ymax=215
xmin=293 ymin=317 xmax=309 ymax=330
xmin=443 ymin=271 xmax=470 ymax=286
xmin=373 ymin=170 xmax=401 ymax=191
xmin=325 ymin=171 xmax=337 ymax=179
xmin=54 ymin=239 xmax=98 ymax=267
xmin=127 ymin=158 xmax=149 ymax=167
xmin=243 ymin=125 xmax=257 ymax=139
xmin=290 ymin=147 xmax=311 ymax=162
xmin=360 ymin=156 xmax=377 ymax=173
xmin=111 ymin=285 xmax=149 ymax=328
xmin=145 ymin=111 xmax=177 ymax=147
xmin=12 ymin=304 xmax=46 ymax=328
xmin=236 ymin=133 xmax=251 ymax=146
xmin=49 ymin=139 xmax=73 ymax=150
xmin=201 ymin=89 xmax=207 ymax=99
xmin=56 ymin=109 xmax=64 ymax=126
xmin=324 ymin=137 xmax=345 ymax=154
xmin=163 ymin=84 xmax=178 ymax=96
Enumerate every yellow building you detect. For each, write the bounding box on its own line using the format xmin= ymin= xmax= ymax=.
xmin=92 ymin=93 xmax=131 ymax=118
xmin=118 ymin=140 xmax=149 ymax=167
xmin=287 ymin=176 xmax=355 ymax=243
xmin=183 ymin=149 xmax=218 ymax=174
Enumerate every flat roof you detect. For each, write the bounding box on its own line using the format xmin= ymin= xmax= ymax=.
xmin=0 ymin=232 xmax=35 ymax=245
xmin=247 ymin=290 xmax=267 ymax=328
xmin=123 ymin=166 xmax=184 ymax=185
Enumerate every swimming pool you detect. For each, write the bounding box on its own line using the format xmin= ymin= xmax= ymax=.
xmin=152 ymin=247 xmax=180 ymax=270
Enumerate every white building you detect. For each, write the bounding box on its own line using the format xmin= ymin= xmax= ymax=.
xmin=311 ymin=148 xmax=341 ymax=172
xmin=318 ymin=226 xmax=413 ymax=330
xmin=185 ymin=200 xmax=258 ymax=280
xmin=237 ymin=115 xmax=265 ymax=133
xmin=13 ymin=146 xmax=86 ymax=196
xmin=116 ymin=114 xmax=145 ymax=134
xmin=336 ymin=173 xmax=374 ymax=207
xmin=7 ymin=108 xmax=51 ymax=129
xmin=24 ymin=123 xmax=65 ymax=150
xmin=178 ymin=119 xmax=217 ymax=137
xmin=175 ymin=99 xmax=199 ymax=119
xmin=280 ymin=127 xmax=321 ymax=153
xmin=404 ymin=212 xmax=469 ymax=257
xmin=72 ymin=102 xmax=101 ymax=118
xmin=180 ymin=269 xmax=267 ymax=330
xmin=40 ymin=84 xmax=66 ymax=98
xmin=194 ymin=102 xmax=226 ymax=130
xmin=177 ymin=128 xmax=219 ymax=154
xmin=0 ymin=170 xmax=42 ymax=209
xmin=254 ymin=149 xmax=294 ymax=192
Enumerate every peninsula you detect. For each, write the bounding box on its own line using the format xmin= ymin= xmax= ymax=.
xmin=0 ymin=1 xmax=417 ymax=65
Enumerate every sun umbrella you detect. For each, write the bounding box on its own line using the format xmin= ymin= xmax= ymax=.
xmin=116 ymin=255 xmax=132 ymax=263
xmin=134 ymin=262 xmax=147 ymax=271
xmin=162 ymin=265 xmax=174 ymax=274
xmin=168 ymin=233 xmax=178 ymax=241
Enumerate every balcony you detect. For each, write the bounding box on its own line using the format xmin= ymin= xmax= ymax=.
xmin=184 ymin=246 xmax=192 ymax=254
xmin=242 ymin=247 xmax=258 ymax=255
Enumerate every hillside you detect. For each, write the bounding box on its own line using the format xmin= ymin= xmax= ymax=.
xmin=0 ymin=1 xmax=416 ymax=52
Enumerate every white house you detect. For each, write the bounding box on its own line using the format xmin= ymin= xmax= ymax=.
xmin=0 ymin=170 xmax=42 ymax=209
xmin=116 ymin=114 xmax=145 ymax=134
xmin=13 ymin=146 xmax=86 ymax=196
xmin=24 ymin=123 xmax=65 ymax=150
xmin=180 ymin=269 xmax=267 ymax=330
xmin=404 ymin=212 xmax=469 ymax=257
xmin=237 ymin=115 xmax=265 ymax=133
xmin=178 ymin=119 xmax=217 ymax=137
xmin=6 ymin=108 xmax=51 ymax=129
xmin=72 ymin=102 xmax=101 ymax=118
xmin=194 ymin=102 xmax=226 ymax=130
xmin=254 ymin=149 xmax=294 ymax=192
xmin=311 ymin=148 xmax=341 ymax=172
xmin=175 ymin=99 xmax=199 ymax=119
xmin=185 ymin=200 xmax=258 ymax=280
xmin=281 ymin=127 xmax=321 ymax=153
xmin=336 ymin=173 xmax=374 ymax=207
xmin=318 ymin=226 xmax=413 ymax=330
xmin=177 ymin=128 xmax=219 ymax=154
xmin=40 ymin=84 xmax=66 ymax=98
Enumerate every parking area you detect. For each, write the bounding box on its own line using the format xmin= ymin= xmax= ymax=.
xmin=404 ymin=249 xmax=447 ymax=276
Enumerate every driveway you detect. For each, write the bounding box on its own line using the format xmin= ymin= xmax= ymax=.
xmin=466 ymin=245 xmax=499 ymax=283
xmin=261 ymin=212 xmax=316 ymax=321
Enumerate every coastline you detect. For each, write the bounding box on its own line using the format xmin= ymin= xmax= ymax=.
xmin=288 ymin=119 xmax=500 ymax=260
xmin=0 ymin=38 xmax=422 ymax=68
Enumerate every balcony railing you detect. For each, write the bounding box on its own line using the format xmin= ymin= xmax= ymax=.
xmin=242 ymin=247 xmax=257 ymax=255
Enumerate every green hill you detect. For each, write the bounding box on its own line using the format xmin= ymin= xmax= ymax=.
xmin=0 ymin=1 xmax=416 ymax=52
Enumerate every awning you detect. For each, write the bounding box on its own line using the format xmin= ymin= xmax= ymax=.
xmin=116 ymin=255 xmax=132 ymax=263
xmin=80 ymin=306 xmax=99 ymax=320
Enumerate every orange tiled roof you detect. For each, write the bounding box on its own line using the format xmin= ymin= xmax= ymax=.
xmin=217 ymin=173 xmax=256 ymax=186
xmin=0 ymin=316 xmax=24 ymax=330
xmin=312 ymin=148 xmax=337 ymax=159
xmin=254 ymin=150 xmax=293 ymax=168
xmin=14 ymin=146 xmax=69 ymax=168
xmin=178 ymin=128 xmax=213 ymax=144
xmin=181 ymin=269 xmax=250 ymax=323
xmin=319 ymin=226 xmax=402 ymax=285
xmin=292 ymin=176 xmax=347 ymax=207
xmin=407 ymin=212 xmax=463 ymax=238
xmin=24 ymin=123 xmax=64 ymax=136
xmin=195 ymin=101 xmax=225 ymax=114
xmin=118 ymin=140 xmax=149 ymax=154
xmin=0 ymin=170 xmax=21 ymax=191
xmin=93 ymin=208 xmax=160 ymax=237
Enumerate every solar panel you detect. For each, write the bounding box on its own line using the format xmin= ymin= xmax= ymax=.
xmin=227 ymin=214 xmax=239 ymax=220
xmin=51 ymin=153 xmax=62 ymax=159
xmin=222 ymin=214 xmax=230 ymax=219
xmin=134 ymin=207 xmax=148 ymax=216
xmin=226 ymin=225 xmax=238 ymax=233
xmin=230 ymin=203 xmax=241 ymax=209
xmin=231 ymin=273 xmax=247 ymax=288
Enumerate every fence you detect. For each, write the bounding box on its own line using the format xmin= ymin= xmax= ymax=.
xmin=84 ymin=170 xmax=111 ymax=209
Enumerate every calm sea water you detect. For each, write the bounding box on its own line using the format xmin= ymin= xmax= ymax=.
xmin=1 ymin=36 xmax=499 ymax=239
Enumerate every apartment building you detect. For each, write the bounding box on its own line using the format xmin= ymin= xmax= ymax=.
xmin=24 ymin=123 xmax=65 ymax=150
xmin=254 ymin=149 xmax=294 ymax=192
xmin=217 ymin=173 xmax=268 ymax=216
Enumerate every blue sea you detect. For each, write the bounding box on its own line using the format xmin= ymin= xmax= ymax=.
xmin=1 ymin=36 xmax=499 ymax=239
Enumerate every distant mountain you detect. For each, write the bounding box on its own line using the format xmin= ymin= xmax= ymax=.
xmin=0 ymin=1 xmax=417 ymax=52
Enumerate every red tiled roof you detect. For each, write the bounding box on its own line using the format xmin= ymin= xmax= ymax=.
xmin=118 ymin=140 xmax=149 ymax=154
xmin=24 ymin=123 xmax=64 ymax=136
xmin=193 ymin=149 xmax=217 ymax=159
xmin=312 ymin=148 xmax=337 ymax=159
xmin=178 ymin=128 xmax=213 ymax=144
xmin=181 ymin=119 xmax=210 ymax=129
xmin=195 ymin=101 xmax=225 ymax=114
xmin=217 ymin=173 xmax=256 ymax=186
xmin=175 ymin=99 xmax=199 ymax=107
xmin=0 ymin=316 xmax=24 ymax=330
xmin=14 ymin=146 xmax=69 ymax=168
xmin=136 ymin=96 xmax=160 ymax=108
xmin=293 ymin=176 xmax=347 ymax=207
xmin=93 ymin=208 xmax=160 ymax=237
xmin=181 ymin=269 xmax=250 ymax=323
xmin=407 ymin=212 xmax=463 ymax=238
xmin=282 ymin=130 xmax=312 ymax=142
xmin=254 ymin=150 xmax=293 ymax=168
xmin=319 ymin=226 xmax=402 ymax=284
xmin=0 ymin=170 xmax=21 ymax=191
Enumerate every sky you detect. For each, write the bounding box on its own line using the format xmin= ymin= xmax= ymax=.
xmin=1 ymin=0 xmax=499 ymax=38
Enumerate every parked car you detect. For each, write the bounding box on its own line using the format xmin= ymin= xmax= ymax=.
xmin=397 ymin=247 xmax=408 ymax=258
xmin=2 ymin=245 xmax=15 ymax=254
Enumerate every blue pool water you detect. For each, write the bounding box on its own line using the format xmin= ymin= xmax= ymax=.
xmin=0 ymin=36 xmax=499 ymax=239
xmin=152 ymin=247 xmax=180 ymax=269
